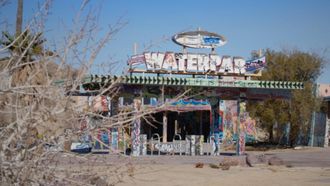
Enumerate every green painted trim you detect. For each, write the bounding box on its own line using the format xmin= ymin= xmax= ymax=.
xmin=83 ymin=75 xmax=304 ymax=90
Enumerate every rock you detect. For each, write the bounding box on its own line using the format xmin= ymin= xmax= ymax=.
xmin=90 ymin=176 xmax=108 ymax=186
xmin=268 ymin=156 xmax=284 ymax=166
xmin=209 ymin=163 xmax=220 ymax=169
xmin=195 ymin=162 xmax=204 ymax=168
xmin=221 ymin=165 xmax=230 ymax=170
xmin=245 ymin=154 xmax=253 ymax=167
xmin=220 ymin=157 xmax=240 ymax=167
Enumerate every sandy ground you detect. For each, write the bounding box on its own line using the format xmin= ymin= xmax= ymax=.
xmin=117 ymin=165 xmax=330 ymax=186
xmin=51 ymin=147 xmax=330 ymax=185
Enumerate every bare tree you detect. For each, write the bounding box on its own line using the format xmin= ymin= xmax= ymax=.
xmin=0 ymin=1 xmax=187 ymax=185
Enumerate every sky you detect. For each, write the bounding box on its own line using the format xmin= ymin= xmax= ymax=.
xmin=1 ymin=0 xmax=330 ymax=83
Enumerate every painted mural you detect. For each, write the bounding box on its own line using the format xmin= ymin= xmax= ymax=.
xmin=238 ymin=101 xmax=247 ymax=155
xmin=132 ymin=99 xmax=142 ymax=156
xmin=219 ymin=100 xmax=257 ymax=147
xmin=93 ymin=128 xmax=120 ymax=152
xmin=219 ymin=100 xmax=238 ymax=145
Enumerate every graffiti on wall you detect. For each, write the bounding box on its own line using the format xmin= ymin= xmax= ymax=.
xmin=94 ymin=129 xmax=110 ymax=150
xmin=93 ymin=128 xmax=119 ymax=151
xmin=132 ymin=99 xmax=142 ymax=156
xmin=154 ymin=142 xmax=185 ymax=153
xmin=185 ymin=135 xmax=204 ymax=156
xmin=238 ymin=101 xmax=247 ymax=155
xmin=220 ymin=100 xmax=238 ymax=145
xmin=166 ymin=98 xmax=211 ymax=112
xmin=219 ymin=100 xmax=257 ymax=146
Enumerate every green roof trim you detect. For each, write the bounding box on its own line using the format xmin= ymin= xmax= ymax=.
xmin=83 ymin=75 xmax=304 ymax=90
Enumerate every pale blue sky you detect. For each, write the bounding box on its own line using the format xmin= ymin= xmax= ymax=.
xmin=1 ymin=0 xmax=330 ymax=83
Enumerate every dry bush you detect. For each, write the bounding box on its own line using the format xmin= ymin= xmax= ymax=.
xmin=0 ymin=1 xmax=187 ymax=185
xmin=0 ymin=1 xmax=133 ymax=185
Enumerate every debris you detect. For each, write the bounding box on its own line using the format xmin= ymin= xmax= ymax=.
xmin=209 ymin=163 xmax=220 ymax=169
xmin=90 ymin=176 xmax=108 ymax=186
xmin=294 ymin=146 xmax=303 ymax=150
xmin=221 ymin=165 xmax=230 ymax=170
xmin=195 ymin=162 xmax=204 ymax=168
xmin=246 ymin=153 xmax=253 ymax=167
xmin=70 ymin=142 xmax=92 ymax=153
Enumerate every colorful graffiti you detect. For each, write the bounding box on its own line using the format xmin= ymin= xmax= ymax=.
xmin=166 ymin=98 xmax=211 ymax=112
xmin=238 ymin=101 xmax=247 ymax=155
xmin=245 ymin=56 xmax=266 ymax=75
xmin=185 ymin=135 xmax=204 ymax=156
xmin=154 ymin=142 xmax=185 ymax=153
xmin=219 ymin=100 xmax=257 ymax=149
xmin=94 ymin=129 xmax=110 ymax=150
xmin=128 ymin=52 xmax=258 ymax=75
xmin=220 ymin=100 xmax=238 ymax=145
xmin=132 ymin=99 xmax=142 ymax=156
xmin=93 ymin=128 xmax=120 ymax=151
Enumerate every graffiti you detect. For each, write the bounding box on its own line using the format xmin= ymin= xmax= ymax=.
xmin=245 ymin=56 xmax=266 ymax=74
xmin=238 ymin=101 xmax=247 ymax=155
xmin=111 ymin=129 xmax=118 ymax=150
xmin=220 ymin=100 xmax=238 ymax=145
xmin=140 ymin=134 xmax=147 ymax=155
xmin=132 ymin=99 xmax=142 ymax=156
xmin=185 ymin=135 xmax=204 ymax=155
xmin=244 ymin=116 xmax=257 ymax=140
xmin=128 ymin=52 xmax=265 ymax=75
xmin=239 ymin=132 xmax=246 ymax=155
xmin=91 ymin=96 xmax=110 ymax=112
xmin=219 ymin=100 xmax=257 ymax=147
xmin=154 ymin=142 xmax=185 ymax=153
xmin=165 ymin=98 xmax=211 ymax=112
xmin=94 ymin=129 xmax=110 ymax=150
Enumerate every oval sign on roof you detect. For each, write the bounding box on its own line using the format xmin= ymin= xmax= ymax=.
xmin=172 ymin=31 xmax=227 ymax=49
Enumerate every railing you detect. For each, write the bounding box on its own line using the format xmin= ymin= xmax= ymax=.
xmin=173 ymin=134 xmax=182 ymax=156
xmin=150 ymin=133 xmax=160 ymax=156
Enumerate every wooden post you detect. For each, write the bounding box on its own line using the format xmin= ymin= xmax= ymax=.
xmin=163 ymin=111 xmax=168 ymax=143
xmin=200 ymin=111 xmax=203 ymax=135
xmin=175 ymin=119 xmax=178 ymax=135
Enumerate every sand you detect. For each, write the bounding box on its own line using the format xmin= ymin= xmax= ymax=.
xmin=50 ymin=147 xmax=330 ymax=185
xmin=117 ymin=164 xmax=330 ymax=186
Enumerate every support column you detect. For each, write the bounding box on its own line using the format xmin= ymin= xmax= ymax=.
xmin=236 ymin=97 xmax=246 ymax=156
xmin=210 ymin=97 xmax=220 ymax=155
xmin=163 ymin=111 xmax=168 ymax=143
xmin=132 ymin=98 xmax=142 ymax=156
xmin=325 ymin=119 xmax=329 ymax=147
xmin=110 ymin=96 xmax=119 ymax=150
xmin=200 ymin=111 xmax=203 ymax=135
xmin=175 ymin=120 xmax=178 ymax=135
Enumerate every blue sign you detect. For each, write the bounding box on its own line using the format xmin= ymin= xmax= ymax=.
xmin=203 ymin=37 xmax=220 ymax=44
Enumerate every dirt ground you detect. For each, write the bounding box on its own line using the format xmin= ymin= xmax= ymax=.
xmin=117 ymin=165 xmax=330 ymax=186
xmin=52 ymin=147 xmax=330 ymax=185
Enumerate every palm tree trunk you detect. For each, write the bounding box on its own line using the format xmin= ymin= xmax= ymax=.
xmin=15 ymin=0 xmax=23 ymax=37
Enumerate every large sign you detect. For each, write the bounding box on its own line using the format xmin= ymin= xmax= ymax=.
xmin=172 ymin=31 xmax=227 ymax=49
xmin=128 ymin=52 xmax=266 ymax=76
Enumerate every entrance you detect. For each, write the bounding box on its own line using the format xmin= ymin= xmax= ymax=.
xmin=143 ymin=111 xmax=210 ymax=142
